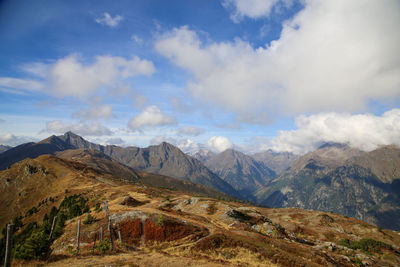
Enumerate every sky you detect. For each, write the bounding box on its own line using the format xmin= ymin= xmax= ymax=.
xmin=0 ymin=0 xmax=400 ymax=155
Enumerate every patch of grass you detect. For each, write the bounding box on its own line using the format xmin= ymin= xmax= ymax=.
xmin=338 ymin=238 xmax=394 ymax=254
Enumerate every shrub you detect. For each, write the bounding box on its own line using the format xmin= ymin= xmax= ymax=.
xmin=94 ymin=202 xmax=102 ymax=213
xmin=339 ymin=238 xmax=394 ymax=254
xmin=83 ymin=213 xmax=95 ymax=225
xmin=95 ymin=238 xmax=111 ymax=254
xmin=26 ymin=207 xmax=38 ymax=217
xmin=0 ymin=194 xmax=90 ymax=264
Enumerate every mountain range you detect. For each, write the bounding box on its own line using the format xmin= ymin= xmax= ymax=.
xmin=201 ymin=149 xmax=276 ymax=200
xmin=256 ymin=143 xmax=400 ymax=230
xmin=1 ymin=132 xmax=400 ymax=230
xmin=2 ymin=149 xmax=399 ymax=266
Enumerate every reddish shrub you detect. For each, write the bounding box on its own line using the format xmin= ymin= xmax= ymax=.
xmin=143 ymin=215 xmax=207 ymax=242
xmin=119 ymin=219 xmax=142 ymax=246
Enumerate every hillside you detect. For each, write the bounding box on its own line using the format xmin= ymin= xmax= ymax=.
xmin=101 ymin=142 xmax=239 ymax=197
xmin=204 ymin=149 xmax=275 ymax=199
xmin=348 ymin=145 xmax=400 ymax=183
xmin=256 ymin=145 xmax=400 ymax=230
xmin=0 ymin=132 xmax=239 ymax=198
xmin=1 ymin=154 xmax=399 ymax=267
xmin=0 ymin=145 xmax=11 ymax=153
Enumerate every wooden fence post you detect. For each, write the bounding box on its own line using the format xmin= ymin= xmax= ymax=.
xmin=103 ymin=201 xmax=108 ymax=218
xmin=49 ymin=216 xmax=57 ymax=240
xmin=117 ymin=225 xmax=122 ymax=245
xmin=76 ymin=220 xmax=81 ymax=254
xmin=3 ymin=224 xmax=14 ymax=267
xmin=100 ymin=226 xmax=103 ymax=242
xmin=108 ymin=218 xmax=114 ymax=250
xmin=92 ymin=232 xmax=97 ymax=254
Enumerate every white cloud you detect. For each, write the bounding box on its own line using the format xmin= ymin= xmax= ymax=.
xmin=150 ymin=135 xmax=201 ymax=153
xmin=131 ymin=34 xmax=143 ymax=44
xmin=95 ymin=12 xmax=123 ymax=27
xmin=72 ymin=104 xmax=115 ymax=121
xmin=20 ymin=62 xmax=50 ymax=78
xmin=105 ymin=137 xmax=125 ymax=145
xmin=0 ymin=77 xmax=44 ymax=92
xmin=45 ymin=120 xmax=113 ymax=136
xmin=150 ymin=135 xmax=177 ymax=146
xmin=206 ymin=136 xmax=233 ymax=153
xmin=177 ymin=126 xmax=205 ymax=136
xmin=2 ymin=54 xmax=155 ymax=99
xmin=235 ymin=112 xmax=272 ymax=125
xmin=49 ymin=54 xmax=155 ymax=99
xmin=176 ymin=138 xmax=201 ymax=153
xmin=0 ymin=133 xmax=34 ymax=146
xmin=128 ymin=106 xmax=177 ymax=131
xmin=270 ymin=109 xmax=400 ymax=154
xmin=222 ymin=0 xmax=286 ymax=22
xmin=156 ymin=1 xmax=400 ymax=119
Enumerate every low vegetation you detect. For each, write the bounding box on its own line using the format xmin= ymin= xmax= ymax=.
xmin=339 ymin=238 xmax=395 ymax=254
xmin=0 ymin=194 xmax=89 ymax=264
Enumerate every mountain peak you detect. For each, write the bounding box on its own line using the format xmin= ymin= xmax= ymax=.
xmin=317 ymin=142 xmax=348 ymax=150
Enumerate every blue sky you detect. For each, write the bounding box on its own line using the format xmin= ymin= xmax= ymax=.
xmin=1 ymin=0 xmax=400 ymax=154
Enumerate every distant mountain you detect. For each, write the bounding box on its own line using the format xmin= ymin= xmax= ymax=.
xmin=0 ymin=132 xmax=239 ymax=198
xmin=56 ymin=149 xmax=233 ymax=200
xmin=256 ymin=144 xmax=400 ymax=230
xmin=190 ymin=149 xmax=216 ymax=163
xmin=204 ymin=149 xmax=275 ymax=199
xmin=0 ymin=145 xmax=11 ymax=153
xmin=348 ymin=145 xmax=400 ymax=183
xmin=3 ymin=150 xmax=399 ymax=267
xmin=252 ymin=150 xmax=299 ymax=175
xmin=100 ymin=142 xmax=239 ymax=197
xmin=0 ymin=134 xmax=75 ymax=170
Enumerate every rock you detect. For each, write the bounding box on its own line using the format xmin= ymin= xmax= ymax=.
xmin=252 ymin=224 xmax=262 ymax=232
xmin=120 ymin=196 xmax=144 ymax=207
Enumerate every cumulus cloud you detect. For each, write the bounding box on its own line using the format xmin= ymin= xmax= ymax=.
xmin=45 ymin=120 xmax=113 ymax=136
xmin=150 ymin=135 xmax=201 ymax=153
xmin=2 ymin=54 xmax=155 ymax=98
xmin=206 ymin=136 xmax=233 ymax=153
xmin=177 ymin=138 xmax=201 ymax=153
xmin=270 ymin=109 xmax=400 ymax=154
xmin=156 ymin=1 xmax=400 ymax=119
xmin=177 ymin=126 xmax=205 ymax=136
xmin=49 ymin=54 xmax=155 ymax=99
xmin=95 ymin=12 xmax=123 ymax=27
xmin=150 ymin=135 xmax=177 ymax=146
xmin=222 ymin=0 xmax=290 ymax=22
xmin=128 ymin=106 xmax=177 ymax=131
xmin=72 ymin=104 xmax=115 ymax=121
xmin=105 ymin=137 xmax=125 ymax=145
xmin=0 ymin=133 xmax=34 ymax=146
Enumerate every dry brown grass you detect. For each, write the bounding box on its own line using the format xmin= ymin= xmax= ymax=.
xmin=2 ymin=155 xmax=400 ymax=267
